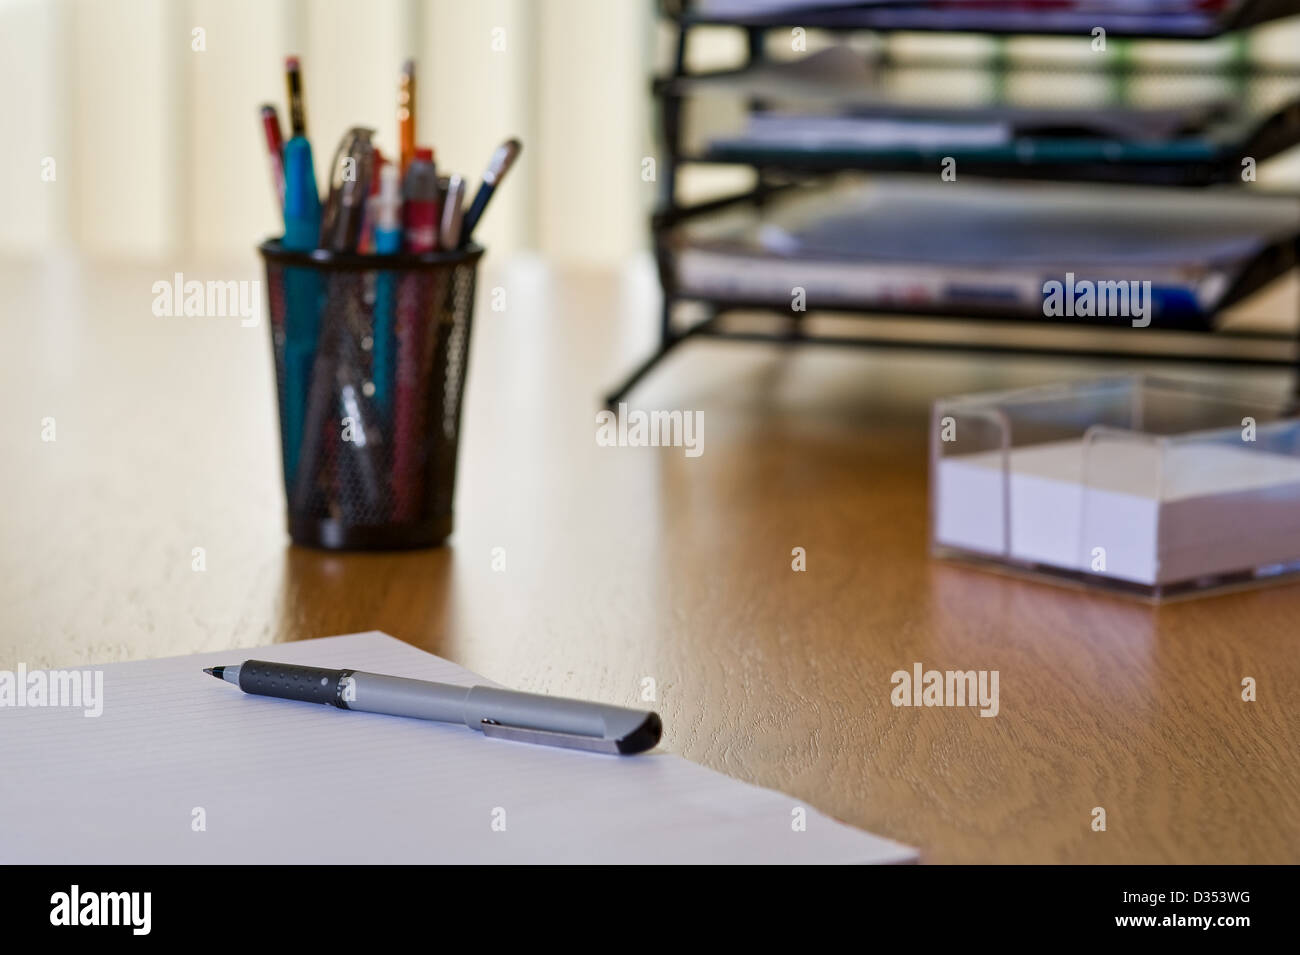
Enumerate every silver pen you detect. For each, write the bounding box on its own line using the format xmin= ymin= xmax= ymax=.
xmin=204 ymin=660 xmax=662 ymax=755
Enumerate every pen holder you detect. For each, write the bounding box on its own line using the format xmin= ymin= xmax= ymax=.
xmin=259 ymin=239 xmax=484 ymax=550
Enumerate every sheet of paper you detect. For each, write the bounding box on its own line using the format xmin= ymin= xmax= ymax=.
xmin=0 ymin=632 xmax=915 ymax=864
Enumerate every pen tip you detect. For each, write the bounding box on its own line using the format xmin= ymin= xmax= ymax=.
xmin=203 ymin=666 xmax=224 ymax=679
xmin=285 ymin=54 xmax=300 ymax=70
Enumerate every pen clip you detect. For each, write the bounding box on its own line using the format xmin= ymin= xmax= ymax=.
xmin=480 ymin=719 xmax=621 ymax=755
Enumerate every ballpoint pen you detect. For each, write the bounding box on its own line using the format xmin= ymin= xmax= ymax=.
xmin=295 ymin=128 xmax=385 ymax=518
xmin=319 ymin=127 xmax=376 ymax=253
xmin=460 ymin=138 xmax=522 ymax=246
xmin=439 ymin=173 xmax=466 ymax=250
xmin=260 ymin=104 xmax=285 ymax=211
xmin=204 ymin=660 xmax=663 ymax=755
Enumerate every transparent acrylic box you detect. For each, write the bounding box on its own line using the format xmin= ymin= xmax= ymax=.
xmin=930 ymin=375 xmax=1300 ymax=600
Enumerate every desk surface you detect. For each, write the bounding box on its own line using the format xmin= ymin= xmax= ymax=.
xmin=2 ymin=254 xmax=1298 ymax=863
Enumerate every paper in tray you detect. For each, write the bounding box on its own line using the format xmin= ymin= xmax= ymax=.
xmin=930 ymin=374 xmax=1300 ymax=598
xmin=672 ymin=180 xmax=1300 ymax=327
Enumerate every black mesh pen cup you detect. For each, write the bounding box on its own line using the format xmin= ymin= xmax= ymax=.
xmin=259 ymin=239 xmax=483 ymax=550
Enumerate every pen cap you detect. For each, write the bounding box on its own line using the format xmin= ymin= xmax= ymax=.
xmin=403 ymin=149 xmax=438 ymax=199
xmin=402 ymin=147 xmax=441 ymax=253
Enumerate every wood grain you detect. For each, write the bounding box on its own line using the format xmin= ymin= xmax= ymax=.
xmin=1 ymin=255 xmax=1297 ymax=863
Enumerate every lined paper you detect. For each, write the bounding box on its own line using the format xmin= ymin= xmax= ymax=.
xmin=0 ymin=632 xmax=914 ymax=864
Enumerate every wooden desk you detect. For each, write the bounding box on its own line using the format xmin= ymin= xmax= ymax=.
xmin=2 ymin=255 xmax=1297 ymax=863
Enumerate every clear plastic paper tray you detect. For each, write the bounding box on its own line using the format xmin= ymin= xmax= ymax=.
xmin=930 ymin=375 xmax=1300 ymax=600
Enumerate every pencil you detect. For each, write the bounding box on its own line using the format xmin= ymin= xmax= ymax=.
xmin=398 ymin=58 xmax=416 ymax=177
xmin=286 ymin=55 xmax=307 ymax=138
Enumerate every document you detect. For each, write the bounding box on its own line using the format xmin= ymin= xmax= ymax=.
xmin=673 ymin=180 xmax=1300 ymax=322
xmin=0 ymin=632 xmax=915 ymax=864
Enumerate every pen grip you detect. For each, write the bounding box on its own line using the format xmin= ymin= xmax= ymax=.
xmin=240 ymin=661 xmax=349 ymax=707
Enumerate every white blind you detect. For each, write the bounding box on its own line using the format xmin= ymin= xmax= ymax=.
xmin=0 ymin=0 xmax=655 ymax=265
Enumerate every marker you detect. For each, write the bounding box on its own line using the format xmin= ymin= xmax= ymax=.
xmin=280 ymin=112 xmax=323 ymax=488
xmin=460 ymin=138 xmax=522 ymax=246
xmin=204 ymin=661 xmax=663 ymax=755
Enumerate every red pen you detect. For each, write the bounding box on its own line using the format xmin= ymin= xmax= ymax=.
xmin=260 ymin=104 xmax=285 ymax=211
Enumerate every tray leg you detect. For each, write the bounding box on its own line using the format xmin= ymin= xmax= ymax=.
xmin=603 ymin=301 xmax=684 ymax=409
xmin=1291 ymin=252 xmax=1300 ymax=414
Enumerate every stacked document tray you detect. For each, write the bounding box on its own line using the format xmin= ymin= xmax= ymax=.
xmin=606 ymin=1 xmax=1300 ymax=406
xmin=670 ymin=179 xmax=1300 ymax=330
xmin=681 ymin=0 xmax=1300 ymax=39
xmin=669 ymin=45 xmax=1300 ymax=185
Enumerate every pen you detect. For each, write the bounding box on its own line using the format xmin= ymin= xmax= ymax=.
xmin=460 ymin=137 xmax=522 ymax=246
xmin=357 ymin=147 xmax=385 ymax=255
xmin=295 ymin=128 xmax=385 ymax=519
xmin=204 ymin=661 xmax=663 ymax=755
xmin=439 ymin=173 xmax=466 ymax=250
xmin=260 ymin=104 xmax=285 ymax=211
xmin=319 ymin=126 xmax=376 ymax=252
